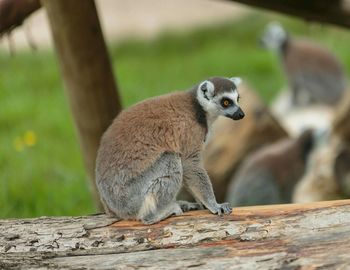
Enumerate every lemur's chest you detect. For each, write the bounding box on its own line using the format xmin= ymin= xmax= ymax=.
xmin=177 ymin=121 xmax=207 ymax=160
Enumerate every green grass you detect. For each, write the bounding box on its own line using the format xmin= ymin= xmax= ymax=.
xmin=1 ymin=11 xmax=350 ymax=218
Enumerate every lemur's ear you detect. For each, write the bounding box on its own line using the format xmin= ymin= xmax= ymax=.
xmin=230 ymin=77 xmax=242 ymax=87
xmin=199 ymin=80 xmax=215 ymax=100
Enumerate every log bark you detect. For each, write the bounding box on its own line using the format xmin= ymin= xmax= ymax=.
xmin=1 ymin=200 xmax=350 ymax=269
xmin=41 ymin=0 xmax=122 ymax=209
xmin=228 ymin=0 xmax=350 ymax=29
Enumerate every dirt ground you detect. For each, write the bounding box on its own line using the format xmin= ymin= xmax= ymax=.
xmin=0 ymin=0 xmax=248 ymax=51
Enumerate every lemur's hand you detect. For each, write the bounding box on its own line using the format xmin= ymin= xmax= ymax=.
xmin=209 ymin=202 xmax=232 ymax=215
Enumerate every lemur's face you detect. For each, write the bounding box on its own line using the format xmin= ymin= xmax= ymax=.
xmin=197 ymin=77 xmax=245 ymax=121
xmin=260 ymin=22 xmax=287 ymax=51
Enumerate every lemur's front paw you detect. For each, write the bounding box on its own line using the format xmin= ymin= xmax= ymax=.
xmin=210 ymin=202 xmax=232 ymax=215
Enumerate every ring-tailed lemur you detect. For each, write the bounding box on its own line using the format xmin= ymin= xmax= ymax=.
xmin=260 ymin=22 xmax=346 ymax=106
xmin=227 ymin=129 xmax=314 ymax=206
xmin=96 ymin=77 xmax=244 ymax=224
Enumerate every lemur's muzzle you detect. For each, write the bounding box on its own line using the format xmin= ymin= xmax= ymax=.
xmin=231 ymin=107 xmax=245 ymax=120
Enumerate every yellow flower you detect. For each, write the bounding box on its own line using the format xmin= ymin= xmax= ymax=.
xmin=13 ymin=137 xmax=24 ymax=152
xmin=23 ymin=130 xmax=37 ymax=147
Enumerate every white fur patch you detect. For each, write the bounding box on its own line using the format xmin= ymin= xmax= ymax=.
xmin=198 ymin=80 xmax=215 ymax=97
xmin=138 ymin=194 xmax=157 ymax=218
xmin=197 ymin=80 xmax=217 ymax=114
xmin=219 ymin=91 xmax=240 ymax=106
xmin=230 ymin=77 xmax=242 ymax=87
xmin=262 ymin=22 xmax=287 ymax=51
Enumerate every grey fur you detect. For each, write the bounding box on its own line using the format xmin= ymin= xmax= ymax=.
xmin=291 ymin=71 xmax=346 ymax=105
xmin=182 ymin=154 xmax=232 ymax=215
xmin=97 ymin=152 xmax=184 ymax=224
xmin=228 ymin=169 xmax=282 ymax=206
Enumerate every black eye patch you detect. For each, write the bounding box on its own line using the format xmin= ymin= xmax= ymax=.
xmin=221 ymin=98 xmax=233 ymax=108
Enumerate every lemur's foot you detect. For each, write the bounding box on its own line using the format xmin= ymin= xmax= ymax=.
xmin=141 ymin=203 xmax=183 ymax=225
xmin=177 ymin=201 xmax=204 ymax=212
xmin=209 ymin=202 xmax=232 ymax=215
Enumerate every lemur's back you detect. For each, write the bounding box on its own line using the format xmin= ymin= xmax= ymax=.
xmin=283 ymin=39 xmax=346 ymax=104
xmin=96 ymin=90 xmax=207 ymax=182
xmin=283 ymin=39 xmax=344 ymax=76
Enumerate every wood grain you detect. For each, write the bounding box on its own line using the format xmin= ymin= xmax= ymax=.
xmin=1 ymin=200 xmax=350 ymax=269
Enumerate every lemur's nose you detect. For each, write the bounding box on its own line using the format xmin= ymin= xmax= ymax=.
xmin=230 ymin=107 xmax=245 ymax=120
xmin=237 ymin=110 xmax=245 ymax=119
xmin=235 ymin=107 xmax=245 ymax=120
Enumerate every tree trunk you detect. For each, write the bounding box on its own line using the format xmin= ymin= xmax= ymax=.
xmin=1 ymin=200 xmax=350 ymax=269
xmin=41 ymin=0 xmax=122 ymax=209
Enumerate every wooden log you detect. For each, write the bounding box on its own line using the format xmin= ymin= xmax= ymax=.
xmin=1 ymin=200 xmax=350 ymax=269
xmin=41 ymin=0 xmax=122 ymax=208
xmin=228 ymin=0 xmax=350 ymax=29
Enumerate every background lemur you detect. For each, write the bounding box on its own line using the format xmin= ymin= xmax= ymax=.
xmin=227 ymin=129 xmax=314 ymax=206
xmin=260 ymin=22 xmax=346 ymax=106
xmin=96 ymin=77 xmax=244 ymax=224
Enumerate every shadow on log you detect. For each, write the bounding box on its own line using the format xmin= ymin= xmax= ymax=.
xmin=1 ymin=200 xmax=350 ymax=269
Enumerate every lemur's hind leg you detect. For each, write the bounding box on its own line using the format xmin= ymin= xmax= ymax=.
xmin=142 ymin=202 xmax=183 ymax=225
xmin=101 ymin=198 xmax=117 ymax=217
xmin=137 ymin=152 xmax=184 ymax=224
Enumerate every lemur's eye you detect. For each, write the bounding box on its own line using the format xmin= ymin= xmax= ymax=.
xmin=221 ymin=98 xmax=233 ymax=108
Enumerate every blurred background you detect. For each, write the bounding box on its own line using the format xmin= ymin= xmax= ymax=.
xmin=1 ymin=0 xmax=350 ymax=218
